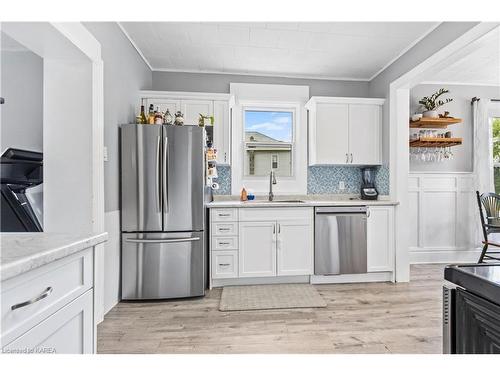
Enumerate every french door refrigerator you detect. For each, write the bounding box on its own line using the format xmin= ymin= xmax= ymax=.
xmin=121 ymin=124 xmax=206 ymax=300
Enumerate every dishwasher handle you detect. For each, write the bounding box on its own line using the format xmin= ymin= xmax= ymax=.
xmin=315 ymin=206 xmax=367 ymax=215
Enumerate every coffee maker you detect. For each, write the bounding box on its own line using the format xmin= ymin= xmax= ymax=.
xmin=360 ymin=167 xmax=378 ymax=200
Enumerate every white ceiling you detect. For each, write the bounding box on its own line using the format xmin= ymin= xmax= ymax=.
xmin=424 ymin=26 xmax=500 ymax=86
xmin=120 ymin=22 xmax=440 ymax=81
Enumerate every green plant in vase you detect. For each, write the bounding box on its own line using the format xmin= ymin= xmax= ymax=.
xmin=419 ymin=88 xmax=453 ymax=118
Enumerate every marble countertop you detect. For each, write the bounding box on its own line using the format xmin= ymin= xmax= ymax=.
xmin=1 ymin=232 xmax=108 ymax=281
xmin=207 ymin=195 xmax=399 ymax=208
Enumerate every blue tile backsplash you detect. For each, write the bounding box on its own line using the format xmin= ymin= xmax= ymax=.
xmin=213 ymin=165 xmax=389 ymax=196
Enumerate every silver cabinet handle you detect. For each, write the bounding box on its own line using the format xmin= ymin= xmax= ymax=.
xmin=278 ymin=223 xmax=281 ymax=233
xmin=219 ymin=263 xmax=230 ymax=267
xmin=273 ymin=224 xmax=276 ymax=234
xmin=125 ymin=237 xmax=200 ymax=244
xmin=163 ymin=136 xmax=169 ymax=213
xmin=218 ymin=213 xmax=231 ymax=217
xmin=366 ymin=207 xmax=370 ymax=218
xmin=218 ymin=227 xmax=231 ymax=231
xmin=11 ymin=287 xmax=53 ymax=311
xmin=350 ymin=153 xmax=353 ymax=163
xmin=218 ymin=242 xmax=230 ymax=245
xmin=345 ymin=153 xmax=349 ymax=163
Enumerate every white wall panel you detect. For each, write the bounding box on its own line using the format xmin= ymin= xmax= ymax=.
xmin=409 ymin=173 xmax=480 ymax=263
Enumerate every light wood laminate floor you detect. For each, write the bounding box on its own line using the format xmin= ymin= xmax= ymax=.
xmin=98 ymin=264 xmax=446 ymax=354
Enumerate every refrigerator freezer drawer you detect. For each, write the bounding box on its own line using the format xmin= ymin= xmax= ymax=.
xmin=122 ymin=232 xmax=206 ymax=300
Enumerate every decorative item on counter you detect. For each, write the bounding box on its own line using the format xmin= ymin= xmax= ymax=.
xmin=445 ymin=131 xmax=452 ymax=138
xmin=418 ymin=88 xmax=453 ymax=118
xmin=247 ymin=189 xmax=255 ymax=201
xmin=154 ymin=106 xmax=163 ymax=125
xmin=240 ymin=187 xmax=248 ymax=202
xmin=174 ymin=111 xmax=184 ymax=126
xmin=164 ymin=109 xmax=173 ymax=125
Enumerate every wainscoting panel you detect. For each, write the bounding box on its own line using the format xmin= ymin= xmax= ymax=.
xmin=409 ymin=173 xmax=480 ymax=264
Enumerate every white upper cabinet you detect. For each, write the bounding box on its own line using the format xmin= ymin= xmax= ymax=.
xmin=306 ymin=97 xmax=384 ymax=166
xmin=314 ymin=103 xmax=349 ymax=164
xmin=141 ymin=91 xmax=233 ymax=165
xmin=348 ymin=104 xmax=381 ymax=165
xmin=213 ymin=100 xmax=231 ymax=164
xmin=181 ymin=100 xmax=213 ymax=125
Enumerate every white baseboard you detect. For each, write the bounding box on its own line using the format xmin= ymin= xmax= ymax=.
xmin=211 ymin=275 xmax=310 ymax=288
xmin=311 ymin=272 xmax=393 ymax=284
xmin=410 ymin=247 xmax=482 ymax=264
xmin=103 ymin=210 xmax=120 ymax=315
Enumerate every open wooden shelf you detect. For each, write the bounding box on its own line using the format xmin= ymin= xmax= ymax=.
xmin=409 ymin=137 xmax=463 ymax=148
xmin=409 ymin=117 xmax=462 ymax=128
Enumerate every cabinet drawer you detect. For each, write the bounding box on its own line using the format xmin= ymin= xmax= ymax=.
xmin=211 ymin=208 xmax=238 ymax=222
xmin=3 ymin=289 xmax=94 ymax=354
xmin=212 ymin=222 xmax=238 ymax=236
xmin=212 ymin=251 xmax=238 ymax=279
xmin=212 ymin=236 xmax=238 ymax=251
xmin=1 ymin=248 xmax=93 ymax=346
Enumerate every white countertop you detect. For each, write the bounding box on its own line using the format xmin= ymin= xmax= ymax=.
xmin=206 ymin=195 xmax=399 ymax=208
xmin=1 ymin=232 xmax=108 ymax=281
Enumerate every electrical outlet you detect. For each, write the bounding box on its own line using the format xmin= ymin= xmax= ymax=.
xmin=103 ymin=146 xmax=108 ymax=162
xmin=339 ymin=181 xmax=345 ymax=191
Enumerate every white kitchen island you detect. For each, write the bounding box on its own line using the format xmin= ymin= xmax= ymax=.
xmin=1 ymin=232 xmax=107 ymax=354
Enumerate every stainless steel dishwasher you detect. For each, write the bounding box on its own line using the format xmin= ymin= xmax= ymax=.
xmin=314 ymin=206 xmax=368 ymax=275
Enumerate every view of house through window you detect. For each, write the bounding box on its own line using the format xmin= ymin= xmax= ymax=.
xmin=492 ymin=118 xmax=500 ymax=194
xmin=244 ymin=110 xmax=293 ymax=177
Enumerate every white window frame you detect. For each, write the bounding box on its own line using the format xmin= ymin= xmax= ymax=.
xmin=231 ymin=101 xmax=307 ymax=195
xmin=243 ymin=106 xmax=295 ymax=178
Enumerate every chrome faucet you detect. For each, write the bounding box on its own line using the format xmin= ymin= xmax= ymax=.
xmin=269 ymin=170 xmax=277 ymax=201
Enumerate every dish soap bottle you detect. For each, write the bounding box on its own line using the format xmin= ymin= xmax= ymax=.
xmin=240 ymin=187 xmax=248 ymax=202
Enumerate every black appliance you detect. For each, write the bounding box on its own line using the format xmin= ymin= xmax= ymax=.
xmin=360 ymin=167 xmax=378 ymax=200
xmin=1 ymin=148 xmax=43 ymax=232
xmin=443 ymin=264 xmax=500 ymax=354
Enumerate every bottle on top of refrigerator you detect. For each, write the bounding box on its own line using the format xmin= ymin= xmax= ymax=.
xmin=139 ymin=105 xmax=147 ymax=124
xmin=154 ymin=106 xmax=163 ymax=125
xmin=148 ymin=104 xmax=155 ymax=124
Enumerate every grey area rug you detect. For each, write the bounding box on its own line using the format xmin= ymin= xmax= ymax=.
xmin=219 ymin=284 xmax=327 ymax=311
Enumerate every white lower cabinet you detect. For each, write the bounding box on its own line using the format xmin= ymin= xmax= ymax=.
xmin=212 ymin=251 xmax=238 ymax=279
xmin=3 ymin=290 xmax=93 ymax=354
xmin=239 ymin=221 xmax=277 ymax=278
xmin=277 ymin=220 xmax=314 ymax=276
xmin=367 ymin=206 xmax=394 ymax=272
xmin=210 ymin=207 xmax=314 ymax=283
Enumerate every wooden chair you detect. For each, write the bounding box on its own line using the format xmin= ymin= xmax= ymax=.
xmin=476 ymin=191 xmax=500 ymax=262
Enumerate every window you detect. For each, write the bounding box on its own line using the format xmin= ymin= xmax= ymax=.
xmin=244 ymin=109 xmax=293 ymax=177
xmin=492 ymin=118 xmax=500 ymax=193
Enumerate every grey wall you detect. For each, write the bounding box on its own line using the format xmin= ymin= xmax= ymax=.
xmin=410 ymin=84 xmax=500 ymax=172
xmin=84 ymin=22 xmax=152 ymax=213
xmin=369 ymin=23 xmax=480 ymax=98
xmin=152 ymin=71 xmax=369 ymax=97
xmin=1 ymin=41 xmax=43 ymax=153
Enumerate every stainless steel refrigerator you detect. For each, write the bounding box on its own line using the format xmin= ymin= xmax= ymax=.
xmin=120 ymin=124 xmax=206 ymax=300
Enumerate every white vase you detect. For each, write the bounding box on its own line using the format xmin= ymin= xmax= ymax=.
xmin=423 ymin=110 xmax=439 ymax=118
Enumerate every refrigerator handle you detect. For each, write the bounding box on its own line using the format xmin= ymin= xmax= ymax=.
xmin=156 ymin=135 xmax=161 ymax=212
xmin=125 ymin=237 xmax=200 ymax=244
xmin=163 ymin=136 xmax=169 ymax=213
